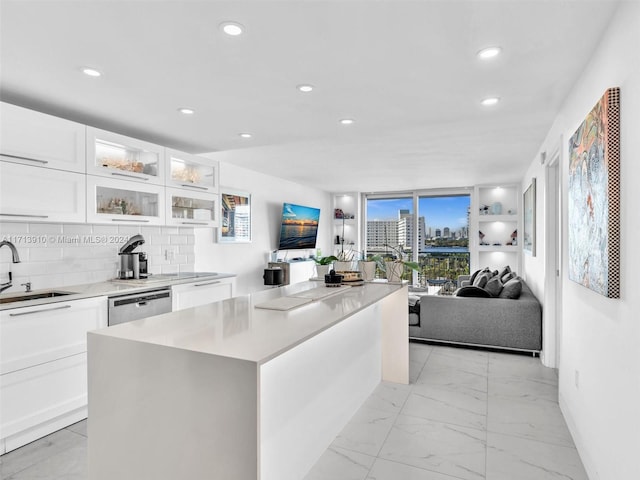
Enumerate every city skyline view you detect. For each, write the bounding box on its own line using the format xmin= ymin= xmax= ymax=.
xmin=366 ymin=195 xmax=470 ymax=231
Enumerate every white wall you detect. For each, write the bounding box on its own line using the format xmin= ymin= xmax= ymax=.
xmin=194 ymin=160 xmax=332 ymax=295
xmin=522 ymin=3 xmax=640 ymax=479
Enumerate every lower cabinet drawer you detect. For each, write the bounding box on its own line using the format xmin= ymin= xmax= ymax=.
xmin=0 ymin=296 xmax=107 ymax=375
xmin=0 ymin=353 xmax=88 ymax=442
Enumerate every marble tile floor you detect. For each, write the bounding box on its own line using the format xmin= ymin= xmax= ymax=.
xmin=0 ymin=344 xmax=588 ymax=480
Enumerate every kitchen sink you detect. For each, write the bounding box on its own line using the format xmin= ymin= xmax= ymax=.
xmin=0 ymin=291 xmax=75 ymax=304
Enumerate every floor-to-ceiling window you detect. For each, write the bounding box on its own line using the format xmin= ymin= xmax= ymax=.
xmin=364 ymin=190 xmax=471 ymax=284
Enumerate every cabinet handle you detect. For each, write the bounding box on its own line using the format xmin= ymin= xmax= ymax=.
xmin=179 ymin=184 xmax=208 ymax=190
xmin=0 ymin=154 xmax=49 ymax=165
xmin=193 ymin=280 xmax=221 ymax=287
xmin=0 ymin=213 xmax=49 ymax=219
xmin=112 ymin=218 xmax=151 ymax=223
xmin=111 ymin=172 xmax=149 ymax=181
xmin=180 ymin=221 xmax=208 ymax=225
xmin=9 ymin=304 xmax=71 ymax=316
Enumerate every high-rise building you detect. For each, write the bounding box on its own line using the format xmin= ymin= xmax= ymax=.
xmin=435 ymin=228 xmax=442 ymax=238
xmin=443 ymin=227 xmax=450 ymax=238
xmin=397 ymin=210 xmax=426 ymax=250
xmin=367 ymin=220 xmax=398 ymax=250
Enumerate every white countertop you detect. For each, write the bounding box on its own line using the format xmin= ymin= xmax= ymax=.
xmin=0 ymin=272 xmax=236 ymax=311
xmin=90 ymin=281 xmax=404 ymax=364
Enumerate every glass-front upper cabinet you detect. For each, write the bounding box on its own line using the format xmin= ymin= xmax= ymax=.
xmin=86 ymin=127 xmax=164 ymax=185
xmin=87 ymin=176 xmax=165 ymax=225
xmin=165 ymin=187 xmax=218 ymax=227
xmin=165 ymin=148 xmax=218 ymax=193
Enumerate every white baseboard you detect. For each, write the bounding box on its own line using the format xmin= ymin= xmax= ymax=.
xmin=559 ymin=393 xmax=598 ymax=480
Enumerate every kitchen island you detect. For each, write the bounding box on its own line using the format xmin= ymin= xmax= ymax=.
xmin=87 ymin=281 xmax=408 ymax=480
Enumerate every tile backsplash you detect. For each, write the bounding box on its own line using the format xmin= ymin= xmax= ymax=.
xmin=0 ymin=222 xmax=195 ymax=293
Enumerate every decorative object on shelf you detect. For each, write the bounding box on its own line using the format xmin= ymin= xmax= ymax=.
xmin=479 ymin=230 xmax=489 ymax=246
xmin=568 ymin=87 xmax=620 ymax=298
xmin=219 ymin=188 xmax=251 ymax=243
xmin=334 ymin=208 xmax=344 ymax=219
xmin=479 ymin=205 xmax=489 ymax=215
xmin=509 ymin=230 xmax=518 ymax=246
xmin=490 ymin=202 xmax=502 ymax=215
xmin=324 ymin=269 xmax=343 ymax=287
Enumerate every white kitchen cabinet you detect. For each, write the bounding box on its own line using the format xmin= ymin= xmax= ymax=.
xmin=171 ymin=277 xmax=236 ymax=311
xmin=165 ymin=148 xmax=219 ymax=193
xmin=0 ymin=102 xmax=86 ymax=173
xmin=87 ymin=175 xmax=165 ymax=225
xmin=86 ymin=127 xmax=164 ymax=185
xmin=0 ymin=161 xmax=86 ymax=223
xmin=0 ymin=296 xmax=107 ymax=453
xmin=165 ymin=187 xmax=218 ymax=227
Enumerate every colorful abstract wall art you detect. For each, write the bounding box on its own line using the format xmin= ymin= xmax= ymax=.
xmin=568 ymin=87 xmax=620 ymax=298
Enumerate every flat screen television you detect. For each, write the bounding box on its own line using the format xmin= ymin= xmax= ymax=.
xmin=278 ymin=202 xmax=321 ymax=250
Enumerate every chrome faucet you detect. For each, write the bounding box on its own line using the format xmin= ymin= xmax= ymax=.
xmin=0 ymin=241 xmax=21 ymax=293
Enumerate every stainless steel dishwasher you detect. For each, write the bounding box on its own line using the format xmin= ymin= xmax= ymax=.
xmin=108 ymin=288 xmax=172 ymax=326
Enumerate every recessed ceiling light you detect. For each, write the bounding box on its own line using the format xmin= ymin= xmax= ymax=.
xmin=82 ymin=67 xmax=102 ymax=77
xmin=239 ymin=133 xmax=252 ymax=138
xmin=480 ymin=97 xmax=500 ymax=106
xmin=477 ymin=46 xmax=502 ymax=59
xmin=178 ymin=108 xmax=195 ymax=115
xmin=220 ymin=22 xmax=244 ymax=36
xmin=297 ymin=84 xmax=314 ymax=93
xmin=339 ymin=118 xmax=355 ymax=125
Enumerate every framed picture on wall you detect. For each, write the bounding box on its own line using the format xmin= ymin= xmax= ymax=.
xmin=523 ymin=178 xmax=536 ymax=256
xmin=218 ymin=188 xmax=251 ymax=243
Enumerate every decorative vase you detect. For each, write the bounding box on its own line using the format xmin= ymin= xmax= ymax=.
xmin=385 ymin=261 xmax=403 ymax=283
xmin=315 ymin=264 xmax=331 ymax=279
xmin=334 ymin=261 xmax=354 ymax=272
xmin=358 ymin=260 xmax=377 ymax=281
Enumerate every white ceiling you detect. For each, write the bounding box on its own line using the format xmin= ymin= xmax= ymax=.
xmin=0 ymin=0 xmax=621 ymax=192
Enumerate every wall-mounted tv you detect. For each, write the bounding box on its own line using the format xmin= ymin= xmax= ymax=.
xmin=278 ymin=203 xmax=320 ymax=250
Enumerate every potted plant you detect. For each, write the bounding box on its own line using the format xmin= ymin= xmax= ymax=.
xmin=358 ymin=254 xmax=381 ymax=282
xmin=334 ymin=249 xmax=355 ymax=271
xmin=382 ymin=245 xmax=419 ymax=283
xmin=313 ymin=255 xmax=338 ymax=278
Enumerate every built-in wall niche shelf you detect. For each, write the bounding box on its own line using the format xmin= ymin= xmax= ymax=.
xmin=472 ymin=184 xmax=522 ymax=272
xmin=478 ymin=245 xmax=519 ymax=252
xmin=332 ymin=193 xmax=361 ymax=255
xmin=478 ymin=214 xmax=517 ymax=223
xmin=86 ymin=127 xmax=164 ymax=185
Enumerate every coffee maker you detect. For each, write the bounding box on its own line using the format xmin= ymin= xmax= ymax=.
xmin=118 ymin=234 xmax=148 ymax=279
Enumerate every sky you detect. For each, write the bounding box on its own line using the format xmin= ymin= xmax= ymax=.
xmin=366 ymin=195 xmax=470 ymax=230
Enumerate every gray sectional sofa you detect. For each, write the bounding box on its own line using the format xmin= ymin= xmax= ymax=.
xmin=408 ymin=278 xmax=542 ymax=353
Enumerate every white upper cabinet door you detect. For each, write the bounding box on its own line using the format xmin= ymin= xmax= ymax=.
xmin=165 ymin=148 xmax=219 ymax=193
xmin=0 ymin=162 xmax=86 ymax=223
xmin=86 ymin=127 xmax=164 ymax=185
xmin=0 ymin=102 xmax=86 ymax=173
xmin=87 ymin=175 xmax=165 ymax=225
xmin=165 ymin=187 xmax=218 ymax=227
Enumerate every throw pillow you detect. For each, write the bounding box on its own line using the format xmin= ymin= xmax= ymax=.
xmin=473 ymin=272 xmax=492 ymax=288
xmin=484 ymin=276 xmax=503 ymax=297
xmin=456 ymin=286 xmax=492 ymax=298
xmin=498 ymin=265 xmax=511 ymax=280
xmin=499 ymin=277 xmax=522 ymax=299
xmin=501 ymin=271 xmax=517 ymax=283
xmin=469 ymin=269 xmax=482 ymax=285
